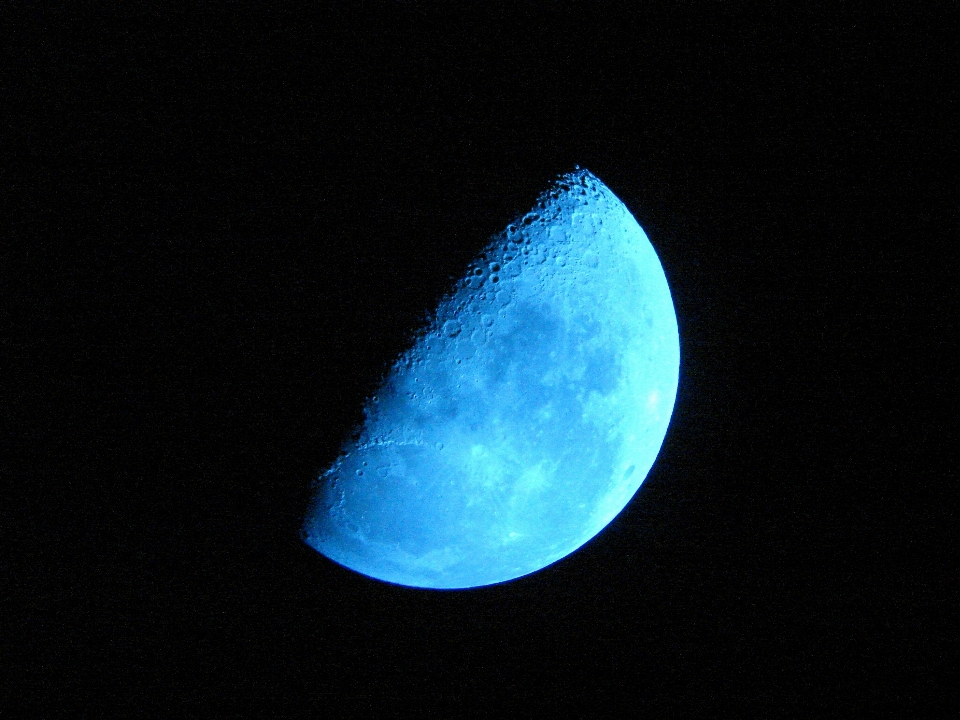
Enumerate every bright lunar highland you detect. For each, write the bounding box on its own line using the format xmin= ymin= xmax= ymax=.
xmin=303 ymin=169 xmax=680 ymax=589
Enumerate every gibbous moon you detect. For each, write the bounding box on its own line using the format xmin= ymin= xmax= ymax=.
xmin=303 ymin=169 xmax=679 ymax=589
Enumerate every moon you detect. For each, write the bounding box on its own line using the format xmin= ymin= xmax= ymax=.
xmin=302 ymin=169 xmax=679 ymax=589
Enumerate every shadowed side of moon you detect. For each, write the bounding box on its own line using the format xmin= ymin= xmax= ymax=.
xmin=303 ymin=169 xmax=679 ymax=589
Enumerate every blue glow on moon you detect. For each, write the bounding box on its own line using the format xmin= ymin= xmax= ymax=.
xmin=303 ymin=169 xmax=679 ymax=589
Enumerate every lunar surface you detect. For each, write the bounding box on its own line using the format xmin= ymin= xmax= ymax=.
xmin=302 ymin=169 xmax=679 ymax=589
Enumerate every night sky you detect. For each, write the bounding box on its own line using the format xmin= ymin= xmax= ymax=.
xmin=6 ymin=3 xmax=954 ymax=714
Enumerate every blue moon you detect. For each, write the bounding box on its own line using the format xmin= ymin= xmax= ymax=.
xmin=302 ymin=169 xmax=680 ymax=589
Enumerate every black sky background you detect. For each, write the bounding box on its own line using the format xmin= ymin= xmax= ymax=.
xmin=5 ymin=3 xmax=957 ymax=715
